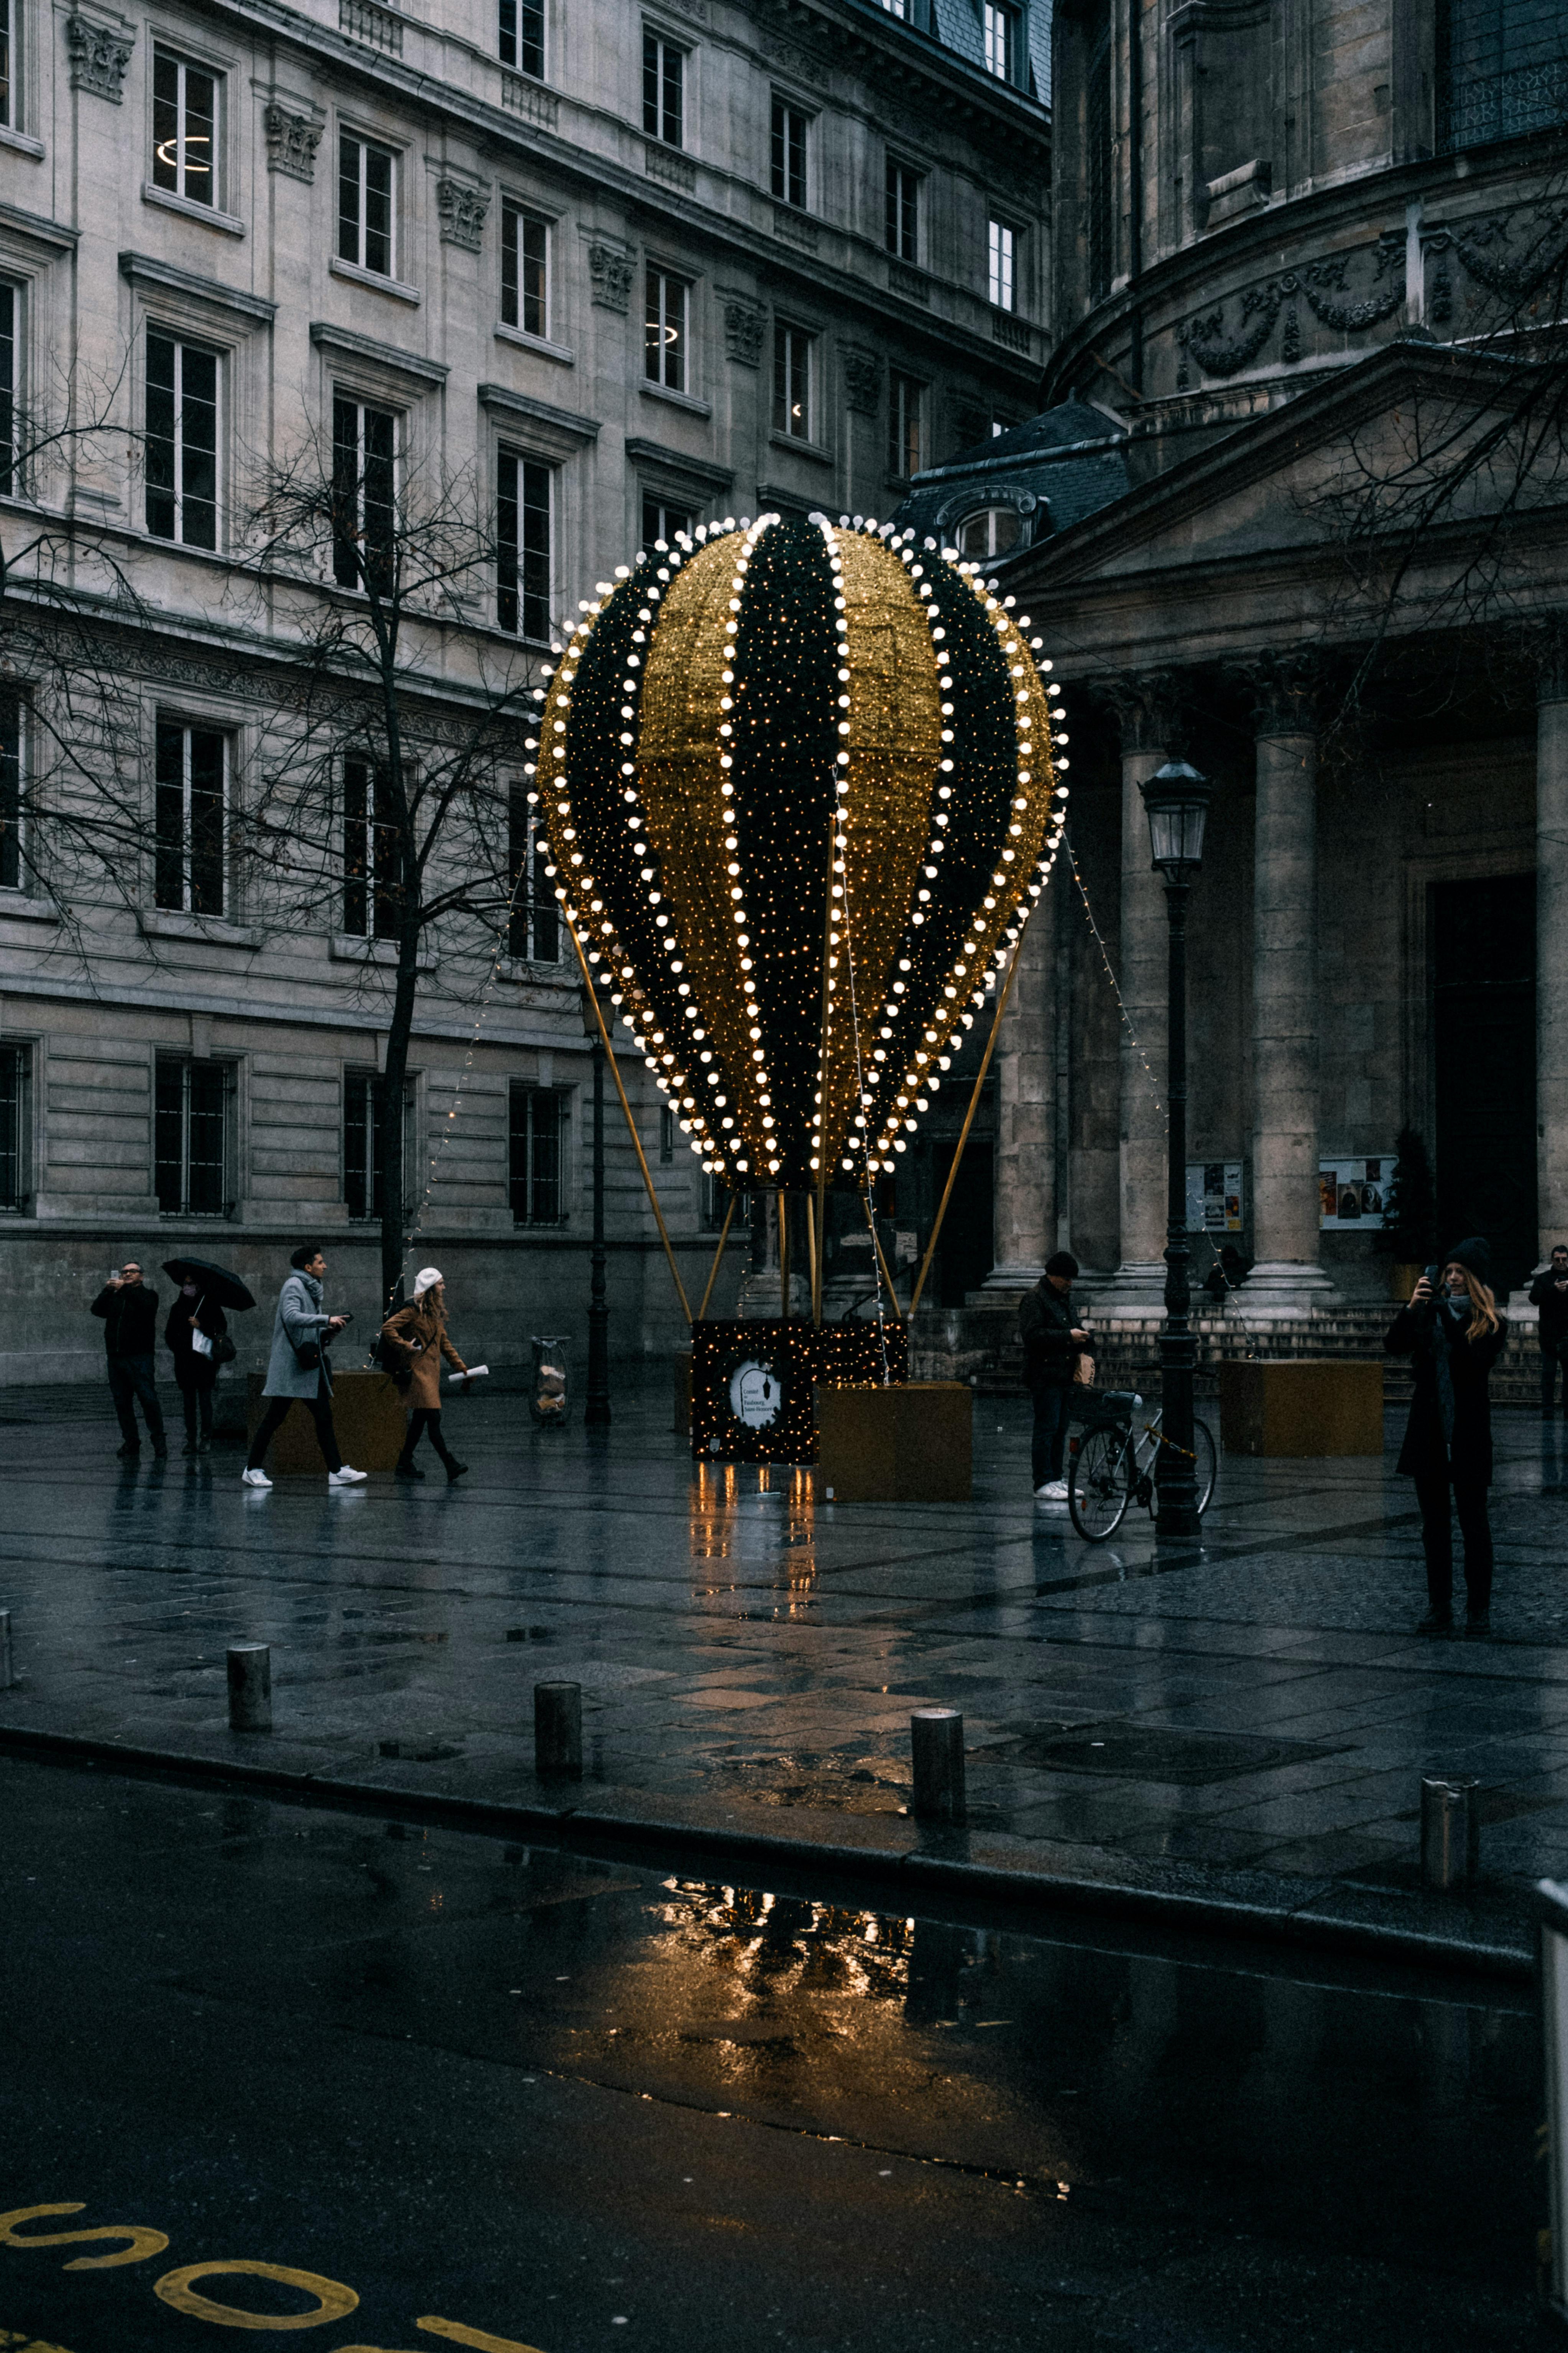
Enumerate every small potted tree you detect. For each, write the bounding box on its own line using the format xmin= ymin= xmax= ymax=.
xmin=1375 ymin=1128 xmax=1438 ymax=1300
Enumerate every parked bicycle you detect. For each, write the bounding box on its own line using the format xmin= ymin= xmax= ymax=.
xmin=1067 ymin=1388 xmax=1217 ymax=1540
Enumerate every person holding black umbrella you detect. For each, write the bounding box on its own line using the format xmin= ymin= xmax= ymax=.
xmin=164 ymin=1278 xmax=228 ymax=1454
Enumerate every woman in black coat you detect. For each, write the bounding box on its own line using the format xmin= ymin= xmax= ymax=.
xmin=165 ymin=1280 xmax=229 ymax=1456
xmin=1385 ymin=1234 xmax=1507 ymax=1637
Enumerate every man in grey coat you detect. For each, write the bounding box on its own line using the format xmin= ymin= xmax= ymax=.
xmin=242 ymin=1243 xmax=367 ymax=1489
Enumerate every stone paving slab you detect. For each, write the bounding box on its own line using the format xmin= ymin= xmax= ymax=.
xmin=1 ymin=1376 xmax=1565 ymax=1974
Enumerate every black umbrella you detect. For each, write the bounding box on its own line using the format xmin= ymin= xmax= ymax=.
xmin=161 ymin=1257 xmax=256 ymax=1311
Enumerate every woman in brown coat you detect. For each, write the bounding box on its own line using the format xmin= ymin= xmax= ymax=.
xmin=382 ymin=1267 xmax=472 ymax=1484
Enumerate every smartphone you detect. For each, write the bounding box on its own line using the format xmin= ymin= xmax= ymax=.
xmin=108 ymin=1268 xmax=122 ymax=1283
xmin=1422 ymin=1264 xmax=1441 ymax=1291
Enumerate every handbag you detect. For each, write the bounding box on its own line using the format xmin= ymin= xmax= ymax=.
xmin=210 ymin=1333 xmax=237 ymax=1366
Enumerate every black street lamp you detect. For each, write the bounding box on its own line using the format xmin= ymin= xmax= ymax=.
xmin=582 ymin=981 xmax=611 ymax=1427
xmin=1138 ymin=757 xmax=1215 ymax=1541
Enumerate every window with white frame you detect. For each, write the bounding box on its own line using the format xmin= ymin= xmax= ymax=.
xmin=772 ymin=324 xmax=814 ymax=440
xmin=0 ymin=284 xmax=16 ymax=496
xmin=154 ymin=718 xmax=227 ymax=915
xmin=643 ymin=30 xmax=684 ymax=146
xmin=988 ymin=217 xmax=1017 ymax=311
xmin=771 ymin=95 xmax=809 ymax=209
xmin=885 ymin=160 xmax=919 ymax=260
xmin=509 ymin=1081 xmax=567 ymax=1223
xmin=0 ymin=1042 xmax=28 ymax=1211
xmin=876 ymin=0 xmax=911 ymax=16
xmin=332 ymin=396 xmax=396 ymax=592
xmin=644 ymin=268 xmax=689 ymax=393
xmin=343 ymin=755 xmax=399 ymax=939
xmin=497 ymin=449 xmax=552 ymax=640
xmin=338 ymin=133 xmax=395 ymax=276
xmin=146 ymin=331 xmax=218 ymax=549
xmin=982 ymin=0 xmax=1016 ymax=80
xmin=507 ymin=787 xmax=559 ymax=961
xmin=958 ymin=506 xmax=1021 ymax=559
xmin=0 ymin=0 xmax=15 ymax=130
xmin=152 ymin=48 xmax=218 ymax=207
xmin=501 ymin=202 xmax=548 ymax=337
xmin=344 ymin=1068 xmax=408 ymax=1221
xmin=498 ymin=0 xmax=544 ymax=78
xmin=641 ymin=491 xmax=694 ymax=552
xmin=0 ymin=698 xmax=19 ymax=891
xmin=887 ymin=372 xmax=923 ymax=480
xmin=155 ymin=1055 xmax=230 ymax=1216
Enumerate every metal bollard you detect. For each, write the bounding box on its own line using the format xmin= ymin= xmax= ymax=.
xmin=1421 ymin=1773 xmax=1480 ymax=1890
xmin=0 ymin=1609 xmax=11 ymax=1692
xmin=911 ymin=1708 xmax=966 ymax=1824
xmin=534 ymin=1681 xmax=583 ymax=1780
xmin=227 ymin=1644 xmax=272 ymax=1733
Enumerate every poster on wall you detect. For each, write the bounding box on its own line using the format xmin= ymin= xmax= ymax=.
xmin=1185 ymin=1162 xmax=1244 ymax=1233
xmin=1319 ymin=1156 xmax=1392 ymax=1229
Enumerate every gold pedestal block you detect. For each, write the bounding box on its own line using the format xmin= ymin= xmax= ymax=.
xmin=1218 ymin=1358 xmax=1384 ymax=1457
xmin=814 ymin=1381 xmax=973 ymax=1501
xmin=246 ymin=1370 xmax=409 ymax=1474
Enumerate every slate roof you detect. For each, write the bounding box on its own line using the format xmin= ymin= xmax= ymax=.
xmin=891 ymin=398 xmax=1132 ymax=554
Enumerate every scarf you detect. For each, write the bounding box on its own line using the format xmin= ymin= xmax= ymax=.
xmin=1430 ymin=1296 xmax=1469 ymax=1453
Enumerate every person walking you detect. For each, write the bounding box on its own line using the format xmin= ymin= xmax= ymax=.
xmin=1018 ymin=1250 xmax=1089 ymax=1503
xmin=242 ymin=1244 xmax=367 ymax=1490
xmin=382 ymin=1267 xmax=472 ymax=1485
xmin=92 ymin=1260 xmax=167 ymax=1460
xmin=165 ymin=1276 xmax=228 ymax=1456
xmin=1529 ymin=1245 xmax=1568 ymax=1417
xmin=1386 ymin=1236 xmax=1507 ymax=1638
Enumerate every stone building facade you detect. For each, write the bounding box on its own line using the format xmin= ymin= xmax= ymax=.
xmin=0 ymin=0 xmax=1051 ymax=1383
xmin=899 ymin=0 xmax=1568 ymax=1376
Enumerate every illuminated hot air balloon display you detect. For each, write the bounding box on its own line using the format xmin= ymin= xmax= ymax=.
xmin=523 ymin=513 xmax=1068 ymax=1203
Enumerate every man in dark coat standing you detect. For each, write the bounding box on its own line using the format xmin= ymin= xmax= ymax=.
xmin=1386 ymin=1236 xmax=1507 ymax=1636
xmin=1018 ymin=1250 xmax=1089 ymax=1501
xmin=1529 ymin=1246 xmax=1568 ymax=1416
xmin=91 ymin=1260 xmax=166 ymax=1460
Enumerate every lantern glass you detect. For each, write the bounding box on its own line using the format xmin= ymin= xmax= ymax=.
xmin=1140 ymin=760 xmax=1213 ymax=878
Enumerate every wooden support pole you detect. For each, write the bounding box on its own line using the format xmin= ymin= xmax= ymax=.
xmin=805 ymin=1193 xmax=818 ymax=1318
xmin=908 ymin=929 xmax=1029 ymax=1322
xmin=778 ymin=1191 xmax=790 ymax=1321
xmin=697 ymin=1190 xmax=738 ymax=1321
xmin=565 ymin=914 xmax=692 ymax=1325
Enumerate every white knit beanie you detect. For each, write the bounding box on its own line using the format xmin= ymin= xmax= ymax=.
xmin=413 ymin=1266 xmax=443 ymax=1300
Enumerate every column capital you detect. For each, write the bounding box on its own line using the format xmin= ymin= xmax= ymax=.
xmin=1100 ymin=669 xmax=1183 ymax=756
xmin=1234 ymin=652 xmax=1321 ymax=738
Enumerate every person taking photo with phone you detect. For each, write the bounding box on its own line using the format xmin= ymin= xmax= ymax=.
xmin=91 ymin=1260 xmax=166 ymax=1461
xmin=1386 ymin=1237 xmax=1507 ymax=1637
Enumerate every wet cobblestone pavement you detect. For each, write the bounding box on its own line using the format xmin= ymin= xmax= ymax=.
xmin=2 ymin=1378 xmax=1566 ymax=1962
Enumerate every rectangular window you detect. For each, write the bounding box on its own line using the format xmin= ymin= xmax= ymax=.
xmin=507 ymin=787 xmax=559 ymax=962
xmin=344 ymin=1068 xmax=407 ymax=1223
xmin=644 ymin=268 xmax=688 ymax=393
xmin=771 ymin=96 xmax=808 ymax=209
xmin=885 ymin=160 xmax=919 ymax=260
xmin=700 ymin=1170 xmax=734 ymax=1231
xmin=497 ymin=449 xmax=552 ymax=639
xmin=0 ymin=0 xmax=14 ymax=130
xmin=343 ymin=756 xmax=399 ymax=940
xmin=146 ymin=332 xmax=218 ymax=550
xmin=641 ymin=492 xmax=694 ymax=552
xmin=338 ymin=133 xmax=395 ymax=276
xmin=154 ymin=719 xmax=226 ymax=916
xmin=1439 ymin=0 xmax=1568 ymax=151
xmin=772 ymin=324 xmax=813 ymax=440
xmin=876 ymin=0 xmax=911 ymax=15
xmin=642 ymin=31 xmax=684 ymax=147
xmin=155 ymin=1056 xmax=229 ymax=1217
xmin=888 ymin=373 xmax=923 ymax=479
xmin=0 ymin=697 xmax=20 ymax=891
xmin=982 ymin=1 xmax=1015 ymax=79
xmin=152 ymin=48 xmax=217 ymax=206
xmin=988 ymin=217 xmax=1016 ymax=311
xmin=0 ymin=283 xmax=14 ymax=494
xmin=659 ymin=1105 xmax=676 ymax=1164
xmin=0 ymin=1042 xmax=25 ymax=1211
xmin=332 ymin=396 xmax=396 ymax=592
xmin=501 ymin=202 xmax=548 ymax=337
xmin=497 ymin=0 xmax=544 ymax=78
xmin=510 ymin=1081 xmax=566 ymax=1224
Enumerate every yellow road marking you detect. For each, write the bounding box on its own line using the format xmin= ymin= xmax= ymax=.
xmin=419 ymin=2321 xmax=550 ymax=2353
xmin=0 ymin=2208 xmax=168 ymax=2270
xmin=154 ymin=2260 xmax=359 ymax=2330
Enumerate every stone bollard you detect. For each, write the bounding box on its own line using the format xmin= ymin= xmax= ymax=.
xmin=911 ymin=1708 xmax=966 ymax=1824
xmin=227 ymin=1644 xmax=272 ymax=1733
xmin=534 ymin=1681 xmax=583 ymax=1780
xmin=1421 ymin=1774 xmax=1480 ymax=1891
xmin=0 ymin=1609 xmax=11 ymax=1692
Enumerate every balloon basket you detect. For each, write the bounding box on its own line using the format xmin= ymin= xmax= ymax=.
xmin=690 ymin=1319 xmax=907 ymax=1463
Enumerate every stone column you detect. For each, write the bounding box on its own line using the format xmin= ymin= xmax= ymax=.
xmin=1538 ymin=634 xmax=1568 ymax=1255
xmin=1247 ymin=661 xmax=1336 ymax=1313
xmin=1098 ymin=676 xmax=1175 ymax=1312
xmin=984 ymin=878 xmax=1056 ymax=1288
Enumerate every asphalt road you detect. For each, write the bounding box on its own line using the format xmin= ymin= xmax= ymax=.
xmin=0 ymin=1753 xmax=1551 ymax=2352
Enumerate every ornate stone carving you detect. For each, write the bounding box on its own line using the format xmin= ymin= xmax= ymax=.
xmin=1103 ymin=671 xmax=1182 ymax=757
xmin=759 ymin=34 xmax=830 ymax=88
xmin=264 ymin=104 xmax=325 ymax=183
xmin=340 ymin=0 xmax=403 ymax=54
xmin=501 ymin=72 xmax=558 ymax=129
xmin=436 ymin=177 xmax=490 ymax=253
xmin=644 ymin=143 xmax=697 ymax=192
xmin=65 ymin=14 xmax=135 ymax=101
xmin=1238 ymin=652 xmax=1321 ymax=738
xmin=588 ymin=243 xmax=634 ymax=314
xmin=1176 ymin=231 xmax=1407 ymax=387
xmin=720 ymin=292 xmax=764 ymax=367
xmin=842 ymin=350 xmax=880 ymax=416
xmin=1423 ymin=202 xmax=1568 ymax=318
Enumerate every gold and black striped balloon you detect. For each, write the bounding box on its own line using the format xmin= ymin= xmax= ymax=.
xmin=525 ymin=514 xmax=1068 ymax=1193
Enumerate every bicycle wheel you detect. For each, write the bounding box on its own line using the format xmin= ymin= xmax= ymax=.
xmin=1193 ymin=1418 xmax=1217 ymax=1515
xmin=1069 ymin=1425 xmax=1131 ymax=1540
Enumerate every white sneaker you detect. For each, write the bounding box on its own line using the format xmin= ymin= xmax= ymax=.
xmin=241 ymin=1467 xmax=272 ymax=1489
xmin=328 ymin=1466 xmax=368 ymax=1487
xmin=1034 ymin=1480 xmax=1070 ymax=1502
